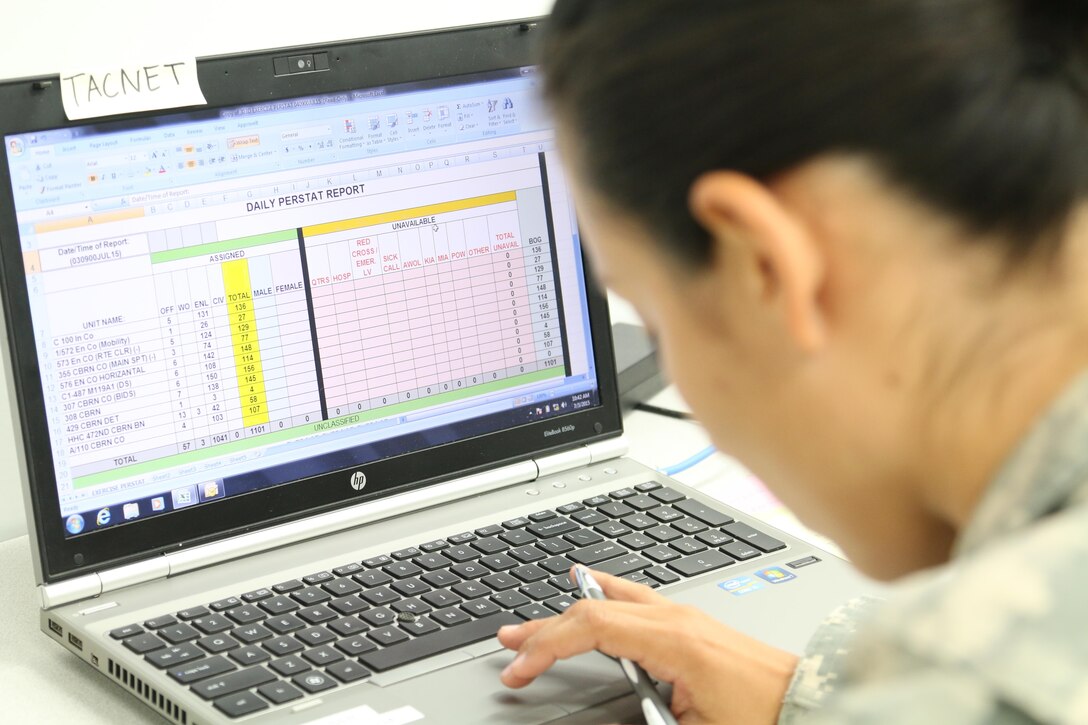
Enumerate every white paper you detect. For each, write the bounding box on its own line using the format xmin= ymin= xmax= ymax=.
xmin=59 ymin=57 xmax=207 ymax=121
xmin=307 ymin=704 xmax=424 ymax=725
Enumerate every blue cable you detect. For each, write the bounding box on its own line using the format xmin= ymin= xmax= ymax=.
xmin=659 ymin=445 xmax=717 ymax=476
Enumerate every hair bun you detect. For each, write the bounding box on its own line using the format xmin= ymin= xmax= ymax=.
xmin=1019 ymin=0 xmax=1088 ymax=72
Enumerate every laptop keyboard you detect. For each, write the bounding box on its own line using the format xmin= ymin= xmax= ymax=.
xmin=106 ymin=483 xmax=787 ymax=718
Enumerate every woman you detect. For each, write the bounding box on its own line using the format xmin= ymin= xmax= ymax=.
xmin=495 ymin=1 xmax=1088 ymax=723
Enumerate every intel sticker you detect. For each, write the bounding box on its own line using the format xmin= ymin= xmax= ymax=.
xmin=718 ymin=576 xmax=765 ymax=597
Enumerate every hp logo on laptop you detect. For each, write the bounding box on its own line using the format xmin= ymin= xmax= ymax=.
xmin=349 ymin=471 xmax=367 ymax=491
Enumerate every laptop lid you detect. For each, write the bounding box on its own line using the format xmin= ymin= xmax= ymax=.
xmin=0 ymin=20 xmax=621 ymax=585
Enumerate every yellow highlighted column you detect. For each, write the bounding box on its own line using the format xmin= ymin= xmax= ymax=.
xmin=222 ymin=259 xmax=270 ymax=428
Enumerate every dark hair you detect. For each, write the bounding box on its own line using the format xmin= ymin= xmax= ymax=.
xmin=541 ymin=0 xmax=1088 ymax=263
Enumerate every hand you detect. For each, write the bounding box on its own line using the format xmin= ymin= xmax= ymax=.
xmin=497 ymin=568 xmax=799 ymax=725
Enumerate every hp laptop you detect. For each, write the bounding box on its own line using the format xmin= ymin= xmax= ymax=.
xmin=0 ymin=19 xmax=872 ymax=724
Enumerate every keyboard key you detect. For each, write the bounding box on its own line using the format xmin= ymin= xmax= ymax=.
xmin=143 ymin=614 xmax=178 ymax=629
xmin=360 ymin=607 xmax=398 ymax=627
xmin=168 ymin=654 xmax=235 ymax=684
xmin=353 ymin=569 xmax=393 ymax=587
xmin=594 ymin=554 xmax=651 ymax=578
xmin=509 ymin=545 xmax=547 ymax=563
xmin=265 ymin=614 xmax=305 ymax=634
xmin=722 ymin=522 xmax=787 ymax=552
xmin=262 ymin=636 xmax=303 ymax=656
xmin=635 ymin=481 xmax=663 ymax=492
xmin=241 ymin=588 xmax=273 ymax=603
xmin=327 ymin=660 xmax=371 ymax=683
xmin=480 ymin=554 xmax=519 ymax=571
xmin=668 ymin=551 xmax=735 ymax=578
xmin=302 ymin=645 xmax=344 ymax=666
xmin=646 ymin=525 xmax=682 ymax=543
xmin=269 ymin=655 xmax=310 ymax=677
xmin=192 ymin=615 xmax=232 ymax=635
xmin=670 ymin=538 xmax=709 ymax=555
xmin=544 ymin=595 xmax=577 ymax=614
xmin=368 ymin=625 xmax=410 ymax=646
xmin=228 ymin=645 xmax=270 ymax=666
xmin=461 ymin=598 xmax=502 ymax=618
xmin=452 ymin=580 xmax=491 ymax=600
xmin=295 ymin=626 xmax=336 ymax=646
xmin=329 ymin=595 xmax=369 ymax=616
xmin=443 ymin=545 xmax=478 ymax=563
xmin=177 ymin=606 xmax=210 ymax=621
xmin=570 ymin=541 xmax=627 ymax=566
xmin=619 ymin=533 xmax=655 ymax=550
xmin=644 ymin=567 xmax=682 ymax=586
xmin=189 ymin=661 xmax=274 ymax=696
xmin=571 ymin=509 xmax=609 ymax=526
xmin=502 ymin=517 xmax=531 ymax=529
xmin=649 ymin=487 xmax=686 ymax=504
xmin=422 ymin=590 xmax=462 ymax=609
xmin=696 ymin=530 xmax=734 ymax=547
xmin=213 ymin=691 xmax=268 ymax=718
xmin=722 ymin=541 xmax=762 ymax=560
xmin=515 ymin=604 xmax=552 ymax=620
xmin=609 ymin=488 xmax=636 ymax=499
xmin=431 ymin=607 xmax=472 ymax=627
xmin=225 ymin=606 xmax=264 ymax=625
xmin=583 ymin=495 xmax=610 ymax=507
xmin=257 ymin=680 xmax=304 ymax=705
xmin=302 ymin=571 xmax=333 ymax=585
xmin=363 ymin=554 xmax=392 ymax=568
xmin=420 ymin=539 xmax=450 ymax=552
xmin=527 ymin=518 xmax=578 ymax=538
xmin=536 ymin=537 xmax=575 ymax=555
xmin=481 ymin=573 xmax=519 ymax=591
xmin=291 ymin=669 xmax=338 ymax=694
xmin=446 ymin=532 xmax=476 ymax=544
xmin=471 ymin=537 xmax=509 ymax=555
xmin=297 ymin=605 xmax=337 ymax=625
xmin=231 ymin=624 xmax=272 ymax=644
xmin=414 ymin=553 xmax=453 ymax=571
xmin=393 ymin=597 xmax=433 ymax=615
xmin=673 ymin=518 xmax=709 ymax=535
xmin=540 ymin=555 xmax=575 ymax=575
xmin=210 ymin=597 xmax=242 ymax=612
xmin=500 ymin=529 xmax=537 ymax=546
xmin=564 ymin=529 xmax=604 ymax=547
xmin=511 ymin=564 xmax=549 ymax=583
xmin=335 ymin=636 xmax=378 ymax=657
xmin=333 ymin=562 xmax=364 ymax=577
xmin=421 ymin=569 xmax=460 ymax=588
xmin=491 ymin=590 xmax=531 ymax=609
xmin=528 ymin=510 xmax=558 ymax=522
xmin=624 ymin=495 xmax=660 ymax=511
xmin=598 ymin=502 xmax=635 ymax=519
xmin=391 ymin=546 xmax=421 ymax=560
xmin=160 ymin=623 xmax=201 ymax=644
xmin=145 ymin=642 xmax=203 ymax=669
xmin=621 ymin=514 xmax=657 ymax=531
xmin=258 ymin=595 xmax=298 ymax=615
xmin=556 ymin=502 xmax=585 ymax=514
xmin=198 ymin=634 xmax=239 ymax=653
xmin=109 ymin=624 xmax=143 ymax=639
xmin=322 ymin=578 xmax=362 ymax=597
xmin=521 ymin=581 xmax=560 ymax=601
xmin=383 ymin=561 xmax=422 ymax=579
xmin=451 ymin=562 xmax=489 ymax=579
xmin=643 ymin=545 xmax=681 ymax=563
xmin=401 ymin=617 xmax=441 ymax=636
xmin=359 ymin=611 xmax=521 ymax=672
xmin=391 ymin=577 xmax=431 ymax=598
xmin=673 ymin=499 xmax=734 ymax=527
xmin=476 ymin=524 xmax=504 ymax=537
xmin=272 ymin=579 xmax=303 ymax=594
xmin=328 ymin=616 xmax=368 ymax=637
xmin=595 ymin=521 xmax=632 ymax=538
xmin=291 ymin=587 xmax=328 ymax=605
xmin=361 ymin=586 xmax=400 ymax=606
xmin=548 ymin=573 xmax=578 ymax=592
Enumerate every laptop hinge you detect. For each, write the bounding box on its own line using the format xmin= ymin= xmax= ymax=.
xmin=535 ymin=436 xmax=628 ymax=478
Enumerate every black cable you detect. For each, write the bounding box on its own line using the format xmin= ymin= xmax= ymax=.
xmin=633 ymin=402 xmax=694 ymax=420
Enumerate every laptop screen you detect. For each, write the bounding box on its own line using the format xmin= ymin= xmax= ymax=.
xmin=3 ymin=66 xmax=600 ymax=542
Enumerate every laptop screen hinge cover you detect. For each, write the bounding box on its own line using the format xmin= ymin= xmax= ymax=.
xmin=535 ymin=436 xmax=628 ymax=478
xmin=41 ymin=556 xmax=171 ymax=609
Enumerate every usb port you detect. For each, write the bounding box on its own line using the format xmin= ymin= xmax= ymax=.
xmin=68 ymin=632 xmax=83 ymax=651
xmin=48 ymin=619 xmax=63 ymax=637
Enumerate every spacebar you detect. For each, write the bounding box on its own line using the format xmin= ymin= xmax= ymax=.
xmin=359 ymin=612 xmax=522 ymax=672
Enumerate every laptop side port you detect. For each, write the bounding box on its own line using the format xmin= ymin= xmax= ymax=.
xmin=48 ymin=619 xmax=63 ymax=637
xmin=68 ymin=632 xmax=83 ymax=651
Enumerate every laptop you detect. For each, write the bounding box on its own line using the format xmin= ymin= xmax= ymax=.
xmin=0 ymin=19 xmax=873 ymax=724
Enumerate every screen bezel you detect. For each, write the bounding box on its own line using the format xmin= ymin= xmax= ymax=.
xmin=0 ymin=19 xmax=623 ymax=584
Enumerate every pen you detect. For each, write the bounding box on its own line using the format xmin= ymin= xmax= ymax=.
xmin=573 ymin=565 xmax=679 ymax=725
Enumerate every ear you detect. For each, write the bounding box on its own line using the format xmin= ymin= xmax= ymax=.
xmin=688 ymin=171 xmax=828 ymax=351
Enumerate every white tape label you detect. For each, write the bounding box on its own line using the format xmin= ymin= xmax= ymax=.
xmin=59 ymin=58 xmax=207 ymax=121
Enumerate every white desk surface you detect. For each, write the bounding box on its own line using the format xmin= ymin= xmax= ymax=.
xmin=0 ymin=384 xmax=831 ymax=724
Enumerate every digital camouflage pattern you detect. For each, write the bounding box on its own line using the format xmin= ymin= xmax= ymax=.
xmin=779 ymin=373 xmax=1088 ymax=724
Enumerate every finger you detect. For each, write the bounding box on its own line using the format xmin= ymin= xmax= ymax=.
xmin=496 ymin=617 xmax=551 ymax=650
xmin=501 ymin=599 xmax=681 ymax=688
xmin=577 ymin=566 xmax=668 ymax=605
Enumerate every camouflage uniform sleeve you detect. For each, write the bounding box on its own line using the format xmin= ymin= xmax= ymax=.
xmin=777 ymin=596 xmax=882 ymax=724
